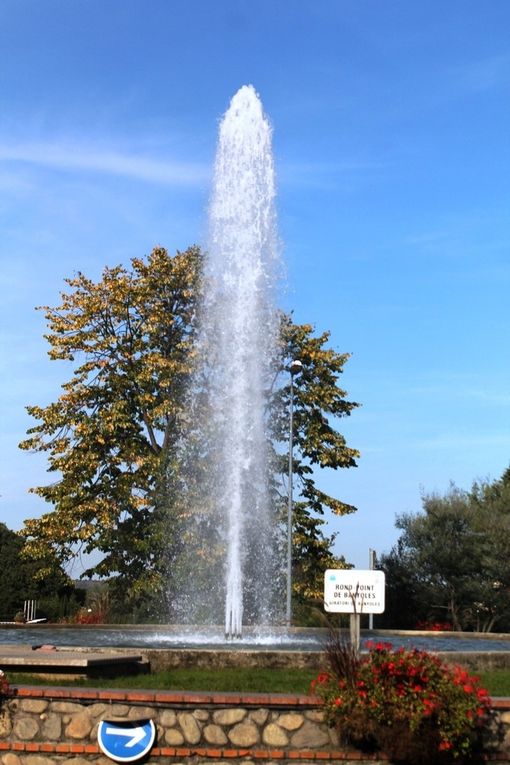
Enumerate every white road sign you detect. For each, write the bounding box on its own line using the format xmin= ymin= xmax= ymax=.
xmin=324 ymin=569 xmax=385 ymax=614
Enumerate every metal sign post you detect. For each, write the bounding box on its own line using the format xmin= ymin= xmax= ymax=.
xmin=349 ymin=612 xmax=361 ymax=653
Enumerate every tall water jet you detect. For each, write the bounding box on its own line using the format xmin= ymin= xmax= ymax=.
xmin=195 ymin=85 xmax=282 ymax=637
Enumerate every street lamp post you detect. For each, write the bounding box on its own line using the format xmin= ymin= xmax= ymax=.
xmin=286 ymin=359 xmax=303 ymax=627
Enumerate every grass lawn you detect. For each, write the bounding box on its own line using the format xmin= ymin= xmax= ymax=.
xmin=480 ymin=671 xmax=510 ymax=697
xmin=7 ymin=667 xmax=317 ymax=694
xmin=6 ymin=667 xmax=510 ymax=696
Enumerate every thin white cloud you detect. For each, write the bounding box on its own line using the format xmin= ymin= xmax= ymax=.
xmin=0 ymin=140 xmax=210 ymax=187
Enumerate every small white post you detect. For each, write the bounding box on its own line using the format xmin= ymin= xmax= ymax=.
xmin=24 ymin=600 xmax=37 ymax=622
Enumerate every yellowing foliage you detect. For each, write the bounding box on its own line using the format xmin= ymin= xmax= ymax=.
xmin=19 ymin=246 xmax=360 ymax=611
xmin=20 ymin=246 xmax=202 ymax=586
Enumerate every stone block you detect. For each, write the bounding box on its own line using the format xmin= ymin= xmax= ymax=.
xmin=177 ymin=711 xmax=201 ymax=744
xmin=228 ymin=720 xmax=259 ymax=747
xmin=41 ymin=712 xmax=62 ymax=740
xmin=213 ymin=708 xmax=247 ymax=725
xmin=160 ymin=709 xmax=177 ymax=727
xmin=127 ymin=705 xmax=155 ymax=719
xmin=277 ymin=712 xmax=304 ymax=730
xmin=85 ymin=703 xmax=109 ymax=718
xmin=164 ymin=727 xmax=185 ymax=745
xmin=18 ymin=700 xmax=48 ymax=714
xmin=52 ymin=702 xmax=83 ymax=714
xmin=204 ymin=723 xmax=228 ymax=745
xmin=249 ymin=708 xmax=269 ymax=725
xmin=65 ymin=711 xmax=93 ymax=739
xmin=262 ymin=722 xmax=289 ymax=746
xmin=108 ymin=704 xmax=129 ymax=717
xmin=291 ymin=719 xmax=330 ymax=748
xmin=1 ymin=754 xmax=22 ymax=765
xmin=13 ymin=716 xmax=39 ymax=740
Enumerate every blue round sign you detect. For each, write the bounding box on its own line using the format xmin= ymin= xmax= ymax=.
xmin=98 ymin=719 xmax=156 ymax=763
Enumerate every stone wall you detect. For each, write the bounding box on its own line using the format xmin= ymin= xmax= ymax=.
xmin=1 ymin=687 xmax=510 ymax=764
xmin=0 ymin=687 xmax=380 ymax=764
xmin=91 ymin=647 xmax=510 ymax=674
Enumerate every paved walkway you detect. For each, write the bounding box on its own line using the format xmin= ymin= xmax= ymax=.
xmin=0 ymin=644 xmax=147 ymax=678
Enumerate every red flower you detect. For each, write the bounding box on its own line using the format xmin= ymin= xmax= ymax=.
xmin=314 ymin=639 xmax=492 ymax=761
xmin=422 ymin=697 xmax=436 ymax=717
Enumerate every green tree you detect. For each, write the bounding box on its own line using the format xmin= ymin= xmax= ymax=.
xmin=20 ymin=246 xmax=359 ymax=618
xmin=467 ymin=468 xmax=510 ymax=631
xmin=0 ymin=523 xmax=80 ymax=621
xmin=0 ymin=522 xmax=32 ymax=619
xmin=380 ymin=471 xmax=510 ymax=632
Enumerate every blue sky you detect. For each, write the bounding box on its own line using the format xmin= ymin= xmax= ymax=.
xmin=1 ymin=0 xmax=510 ymax=570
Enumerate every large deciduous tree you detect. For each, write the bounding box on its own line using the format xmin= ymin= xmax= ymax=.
xmin=20 ymin=246 xmax=359 ymax=617
xmin=20 ymin=246 xmax=202 ymax=606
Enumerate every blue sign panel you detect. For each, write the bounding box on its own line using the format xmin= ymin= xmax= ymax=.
xmin=98 ymin=719 xmax=156 ymax=763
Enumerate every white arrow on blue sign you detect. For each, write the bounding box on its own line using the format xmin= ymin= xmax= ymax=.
xmin=97 ymin=719 xmax=156 ymax=763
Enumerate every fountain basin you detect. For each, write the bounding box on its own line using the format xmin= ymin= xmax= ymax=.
xmin=3 ymin=624 xmax=510 ymax=651
xmin=2 ymin=625 xmax=510 ymax=674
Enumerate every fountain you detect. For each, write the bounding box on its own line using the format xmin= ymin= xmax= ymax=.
xmin=205 ymin=85 xmax=281 ymax=638
xmin=170 ymin=85 xmax=283 ymax=638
